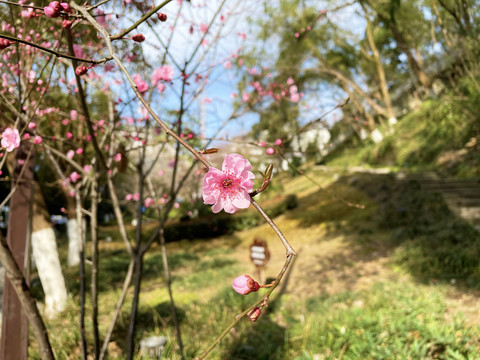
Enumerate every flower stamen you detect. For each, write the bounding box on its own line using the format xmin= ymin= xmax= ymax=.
xmin=222 ymin=178 xmax=233 ymax=187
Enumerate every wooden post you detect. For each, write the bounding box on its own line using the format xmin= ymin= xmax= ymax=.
xmin=250 ymin=238 xmax=270 ymax=284
xmin=0 ymin=139 xmax=35 ymax=359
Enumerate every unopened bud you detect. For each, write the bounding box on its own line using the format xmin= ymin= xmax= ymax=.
xmin=62 ymin=19 xmax=73 ymax=29
xmin=59 ymin=2 xmax=71 ymax=12
xmin=0 ymin=38 xmax=12 ymax=50
xmin=232 ymin=275 xmax=260 ymax=295
xmin=247 ymin=307 xmax=261 ymax=322
xmin=264 ymin=163 xmax=273 ymax=180
xmin=44 ymin=5 xmax=60 ymax=18
xmin=132 ymin=34 xmax=145 ymax=43
xmin=158 ymin=13 xmax=167 ymax=21
xmin=199 ymin=148 xmax=219 ymax=155
xmin=75 ymin=65 xmax=88 ymax=76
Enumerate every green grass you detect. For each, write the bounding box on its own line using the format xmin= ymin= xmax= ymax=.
xmin=27 ymin=168 xmax=480 ymax=359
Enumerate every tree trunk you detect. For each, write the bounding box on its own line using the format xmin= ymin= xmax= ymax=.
xmin=31 ymin=182 xmax=67 ymax=318
xmin=65 ymin=194 xmax=81 ymax=267
xmin=0 ymin=144 xmax=34 ymax=359
xmin=365 ymin=18 xmax=396 ymax=121
xmin=0 ymin=233 xmax=54 ymax=360
xmin=126 ymin=254 xmax=143 ymax=360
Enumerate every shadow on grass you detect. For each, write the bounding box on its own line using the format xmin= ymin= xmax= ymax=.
xmin=225 ymin=317 xmax=287 ymax=360
xmin=287 ymin=171 xmax=480 ymax=288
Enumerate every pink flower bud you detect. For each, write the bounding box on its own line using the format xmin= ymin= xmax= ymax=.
xmin=275 ymin=138 xmax=282 ymax=146
xmin=44 ymin=6 xmax=59 ymax=18
xmin=158 ymin=13 xmax=167 ymax=21
xmin=265 ymin=147 xmax=275 ymax=155
xmin=33 ymin=135 xmax=43 ymax=144
xmin=247 ymin=307 xmax=261 ymax=322
xmin=62 ymin=19 xmax=73 ymax=29
xmin=0 ymin=39 xmax=12 ymax=50
xmin=59 ymin=3 xmax=71 ymax=11
xmin=132 ymin=34 xmax=145 ymax=42
xmin=28 ymin=122 xmax=36 ymax=129
xmin=125 ymin=194 xmax=133 ymax=201
xmin=75 ymin=66 xmax=88 ymax=76
xmin=232 ymin=275 xmax=259 ymax=295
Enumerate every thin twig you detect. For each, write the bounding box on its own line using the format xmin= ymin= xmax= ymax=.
xmin=0 ymin=34 xmax=112 ymax=64
xmin=194 ymin=253 xmax=295 ymax=360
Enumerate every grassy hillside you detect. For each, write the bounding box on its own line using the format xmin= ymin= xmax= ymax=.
xmin=29 ymin=167 xmax=480 ymax=359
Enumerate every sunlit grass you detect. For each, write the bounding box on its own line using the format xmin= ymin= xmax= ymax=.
xmin=28 ymin=168 xmax=480 ymax=359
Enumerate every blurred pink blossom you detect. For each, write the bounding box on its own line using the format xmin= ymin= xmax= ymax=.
xmin=151 ymin=65 xmax=174 ymax=85
xmin=70 ymin=171 xmax=80 ymax=183
xmin=1 ymin=128 xmax=20 ymax=152
xmin=144 ymin=197 xmax=155 ymax=208
xmin=133 ymin=74 xmax=148 ymax=93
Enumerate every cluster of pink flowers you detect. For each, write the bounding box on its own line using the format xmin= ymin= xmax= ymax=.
xmin=202 ymin=153 xmax=255 ymax=214
xmin=125 ymin=193 xmax=140 ymax=201
xmin=151 ymin=65 xmax=174 ymax=84
xmin=258 ymin=139 xmax=282 ymax=155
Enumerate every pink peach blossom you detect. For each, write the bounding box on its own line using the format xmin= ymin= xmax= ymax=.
xmin=33 ymin=135 xmax=43 ymax=144
xmin=202 ymin=153 xmax=255 ymax=214
xmin=133 ymin=74 xmax=148 ymax=93
xmin=144 ymin=197 xmax=155 ymax=208
xmin=151 ymin=65 xmax=174 ymax=85
xmin=132 ymin=193 xmax=140 ymax=201
xmin=1 ymin=128 xmax=20 ymax=152
xmin=125 ymin=194 xmax=133 ymax=201
xmin=70 ymin=171 xmax=80 ymax=183
xmin=66 ymin=150 xmax=75 ymax=159
xmin=199 ymin=23 xmax=208 ymax=34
